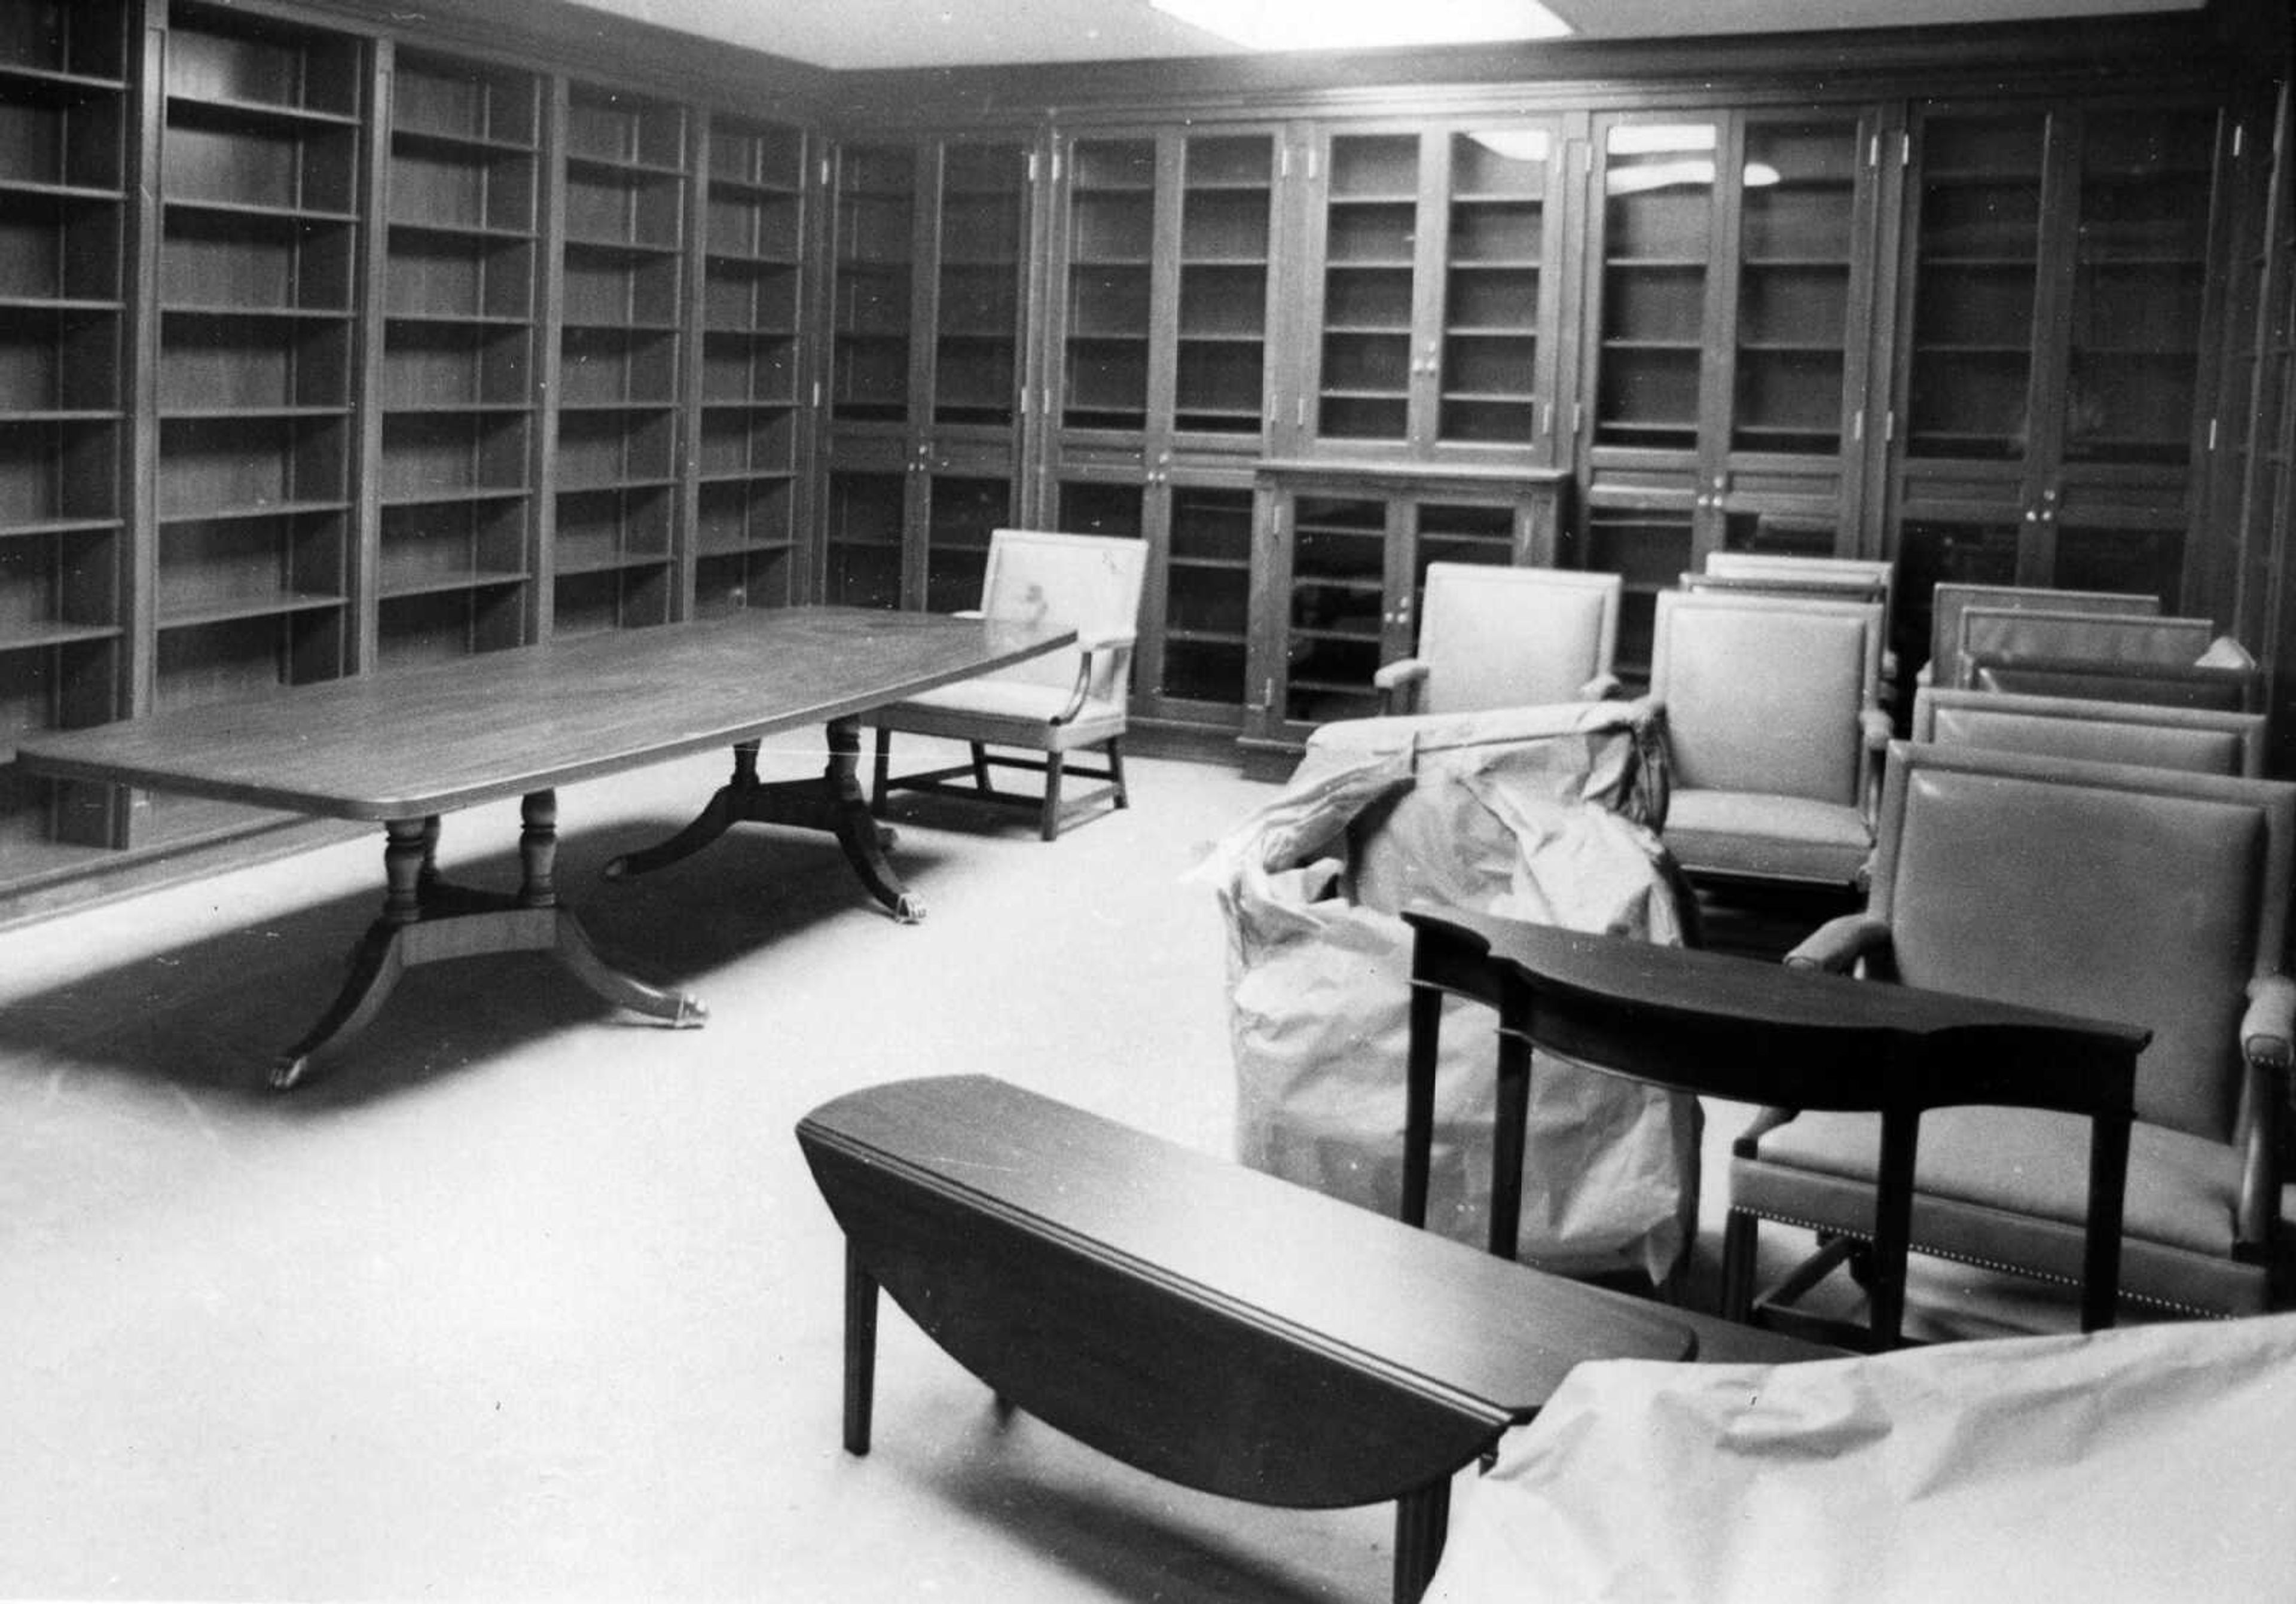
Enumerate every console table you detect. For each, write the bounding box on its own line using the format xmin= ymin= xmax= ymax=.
xmin=17 ymin=607 xmax=1068 ymax=1087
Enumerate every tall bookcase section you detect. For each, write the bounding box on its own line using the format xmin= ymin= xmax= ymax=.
xmin=1046 ymin=127 xmax=1284 ymax=738
xmin=1888 ymin=97 xmax=2223 ymax=679
xmin=553 ymin=81 xmax=688 ymax=637
xmin=820 ymin=135 xmax=1031 ymax=616
xmin=375 ymin=48 xmax=540 ymax=670
xmin=0 ymin=0 xmax=132 ymax=866
xmin=152 ymin=4 xmax=362 ymax=838
xmin=1578 ymin=108 xmax=1885 ymax=679
xmin=695 ymin=112 xmax=808 ymax=617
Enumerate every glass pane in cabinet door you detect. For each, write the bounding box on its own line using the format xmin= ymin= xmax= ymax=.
xmin=934 ymin=142 xmax=1025 ymax=429
xmin=1905 ymin=113 xmax=2044 ymax=460
xmin=2053 ymin=523 xmax=2182 ymax=610
xmin=1063 ymin=138 xmax=1155 ymax=433
xmin=824 ymin=469 xmax=904 ymax=609
xmin=1318 ymin=135 xmax=1418 ymax=442
xmin=1163 ymin=484 xmax=1253 ymax=705
xmin=1440 ymin=128 xmax=1548 ymax=446
xmin=1054 ymin=478 xmax=1146 ymax=539
xmin=832 ymin=144 xmax=913 ymax=425
xmin=1596 ymin=122 xmax=1716 ymax=451
xmin=2064 ymin=106 xmax=2214 ymax=468
xmin=1177 ymin=133 xmax=1275 ymax=437
xmin=923 ymin=473 xmax=1010 ymax=613
xmin=1734 ymin=118 xmax=1860 ymax=456
xmin=1285 ymin=493 xmax=1386 ymax=722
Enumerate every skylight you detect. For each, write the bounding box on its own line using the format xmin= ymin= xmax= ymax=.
xmin=1149 ymin=0 xmax=1571 ymax=53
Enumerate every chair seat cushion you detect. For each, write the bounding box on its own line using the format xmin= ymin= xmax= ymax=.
xmin=865 ymin=680 xmax=1125 ymax=748
xmin=1732 ymin=1105 xmax=2293 ymax=1316
xmin=1663 ymin=788 xmax=1873 ymax=885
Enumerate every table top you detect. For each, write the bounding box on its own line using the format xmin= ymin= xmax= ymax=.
xmin=1405 ymin=906 xmax=2148 ymax=1116
xmin=16 ymin=607 xmax=1071 ymax=822
xmin=799 ymin=1073 xmax=1703 ymax=1423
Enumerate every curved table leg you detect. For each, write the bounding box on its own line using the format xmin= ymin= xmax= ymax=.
xmin=554 ymin=913 xmax=707 ymax=1025
xmin=273 ymin=920 xmax=410 ymax=1090
xmin=604 ymin=743 xmax=759 ymax=881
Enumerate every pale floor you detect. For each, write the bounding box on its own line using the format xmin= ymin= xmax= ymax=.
xmin=0 ymin=740 xmax=2083 ymax=1602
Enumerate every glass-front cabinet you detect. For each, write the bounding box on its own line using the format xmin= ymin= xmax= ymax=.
xmin=820 ymin=133 xmax=1033 ymax=615
xmin=1578 ymin=106 xmax=1888 ymax=677
xmin=1042 ymin=124 xmax=1286 ymax=735
xmin=1888 ymin=96 xmax=2225 ymax=678
xmin=1300 ymin=120 xmax=1571 ymax=460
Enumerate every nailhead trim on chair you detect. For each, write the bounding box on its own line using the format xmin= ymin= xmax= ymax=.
xmin=1732 ymin=1205 xmax=2229 ymax=1322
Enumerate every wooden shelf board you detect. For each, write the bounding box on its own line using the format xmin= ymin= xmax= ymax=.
xmin=378 ymin=485 xmax=531 ymax=509
xmin=157 ymin=591 xmax=347 ymax=630
xmin=378 ymin=569 xmax=530 ymax=601
xmin=390 ymin=124 xmax=538 ymax=158
xmin=157 ymin=499 xmax=351 ymax=525
xmin=167 ymin=92 xmax=359 ymax=129
xmin=552 ymin=552 xmax=674 ymax=578
xmin=164 ymin=196 xmax=360 ymax=225
xmin=0 ymin=622 xmax=124 ymax=652
xmin=387 ymin=216 xmax=537 ymax=243
xmin=0 ymin=517 xmax=123 ymax=540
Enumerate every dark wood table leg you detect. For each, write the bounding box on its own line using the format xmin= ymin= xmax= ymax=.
xmin=1487 ymin=1023 xmax=1532 ymax=1262
xmin=1400 ymin=977 xmax=1442 ymax=1229
xmin=1392 ymin=1476 xmax=1453 ymax=1604
xmin=608 ymin=723 xmax=923 ymax=922
xmin=272 ymin=793 xmax=706 ymax=1090
xmin=844 ymin=1241 xmax=879 ymax=1456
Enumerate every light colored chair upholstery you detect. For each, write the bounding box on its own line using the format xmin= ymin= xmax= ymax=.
xmin=1919 ymin=582 xmax=2158 ymax=689
xmin=1703 ymin=551 xmax=1897 ymax=683
xmin=1725 ymin=740 xmax=2296 ymax=1324
xmin=1373 ymin=564 xmax=1622 ymax=717
xmin=1912 ymin=686 xmax=2267 ymax=776
xmin=1645 ymin=589 xmax=1889 ymax=890
xmin=866 ymin=529 xmax=1147 ymax=841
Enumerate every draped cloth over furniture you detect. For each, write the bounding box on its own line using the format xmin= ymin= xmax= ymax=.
xmin=1373 ymin=563 xmax=1622 ymax=717
xmin=1191 ymin=701 xmax=1699 ymax=1288
xmin=1727 ymin=740 xmax=2296 ymax=1327
xmin=866 ymin=529 xmax=1148 ymax=841
xmin=1422 ymin=1312 xmax=2296 ymax=1604
xmin=1645 ymin=589 xmax=1890 ymax=890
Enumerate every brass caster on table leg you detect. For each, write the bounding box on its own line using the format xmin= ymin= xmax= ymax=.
xmin=271 ymin=1053 xmax=311 ymax=1091
xmin=893 ymin=893 xmax=926 ymax=924
xmin=673 ymin=995 xmax=710 ymax=1026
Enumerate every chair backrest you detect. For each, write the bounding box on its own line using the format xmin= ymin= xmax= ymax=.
xmin=1912 ymin=686 xmax=2267 ymax=776
xmin=1967 ymin=656 xmax=2264 ymax=713
xmin=1647 ymin=590 xmax=1882 ymax=805
xmin=1925 ymin=585 xmax=2160 ymax=687
xmin=1867 ymin=740 xmax=2295 ymax=1141
xmin=1946 ymin=606 xmax=2211 ymax=688
xmin=1411 ymin=564 xmax=1622 ymax=714
xmin=976 ymin=528 xmax=1149 ymax=699
xmin=1705 ymin=552 xmax=1894 ymax=633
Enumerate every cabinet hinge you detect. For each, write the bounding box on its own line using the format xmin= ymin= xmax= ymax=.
xmin=1280 ymin=145 xmax=1292 ymax=179
xmin=1297 ymin=397 xmax=1308 ymax=429
xmin=1028 ymin=151 xmax=1040 ymax=182
xmin=2231 ymin=124 xmax=2243 ymax=160
xmin=820 ymin=157 xmax=831 ymax=187
xmin=1885 ymin=410 xmax=1897 ymax=442
xmin=1853 ymin=408 xmax=1865 ymax=444
xmin=1900 ymin=133 xmax=1912 ymax=168
xmin=811 ymin=380 xmax=822 ymax=408
xmin=1019 ymin=384 xmax=1030 ymax=415
xmin=1307 ymin=146 xmax=1320 ymax=182
xmin=2208 ymin=416 xmax=2219 ymax=451
xmin=1573 ymin=401 xmax=1584 ymax=439
xmin=1866 ymin=135 xmax=1879 ymax=169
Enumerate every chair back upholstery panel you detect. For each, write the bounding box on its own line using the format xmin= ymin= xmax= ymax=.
xmin=1914 ymin=689 xmax=2263 ymax=776
xmin=1650 ymin=592 xmax=1878 ymax=803
xmin=1925 ymin=585 xmax=2158 ymax=683
xmin=1949 ymin=607 xmax=2215 ymax=688
xmin=978 ymin=530 xmax=1149 ymax=698
xmin=1870 ymin=748 xmax=2293 ymax=1141
xmin=1415 ymin=565 xmax=1620 ymax=714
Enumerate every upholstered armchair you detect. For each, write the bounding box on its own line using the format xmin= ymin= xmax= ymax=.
xmin=1701 ymin=552 xmax=1898 ymax=690
xmin=1644 ymin=589 xmax=1890 ymax=891
xmin=866 ymin=529 xmax=1147 ymax=841
xmin=1917 ymin=582 xmax=2158 ymax=690
xmin=1373 ymin=564 xmax=1622 ymax=717
xmin=1725 ymin=740 xmax=2296 ymax=1330
xmin=1912 ymin=686 xmax=2267 ymax=776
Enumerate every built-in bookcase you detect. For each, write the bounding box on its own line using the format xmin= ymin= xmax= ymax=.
xmin=554 ymin=80 xmax=687 ymax=636
xmin=694 ymin=111 xmax=806 ymax=617
xmin=375 ymin=48 xmax=540 ymax=669
xmin=0 ymin=0 xmax=132 ymax=864
xmin=829 ymin=142 xmax=914 ymax=429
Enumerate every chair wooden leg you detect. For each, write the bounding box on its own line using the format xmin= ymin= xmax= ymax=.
xmin=1719 ymin=1208 xmax=1758 ymax=1323
xmin=871 ymin=727 xmax=893 ymax=812
xmin=969 ymin=742 xmax=993 ymax=794
xmin=1040 ymin=751 xmax=1064 ymax=842
xmin=1107 ymin=737 xmax=1129 ymax=809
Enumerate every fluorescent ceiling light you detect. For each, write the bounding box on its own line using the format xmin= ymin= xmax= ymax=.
xmin=1150 ymin=0 xmax=1571 ymax=52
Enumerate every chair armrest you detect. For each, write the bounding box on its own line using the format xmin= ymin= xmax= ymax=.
xmin=1784 ymin=913 xmax=1892 ymax=974
xmin=1076 ymin=628 xmax=1137 ymax=655
xmin=1375 ymin=658 xmax=1429 ymax=717
xmin=954 ymin=608 xmax=985 ymax=621
xmin=1860 ymin=708 xmax=1894 ymax=750
xmin=2243 ymin=974 xmax=2296 ymax=1074
xmin=1050 ymin=634 xmax=1139 ymax=726
xmin=1730 ymin=1104 xmax=1802 ymax=1159
xmin=1580 ymin=671 xmax=1624 ymax=701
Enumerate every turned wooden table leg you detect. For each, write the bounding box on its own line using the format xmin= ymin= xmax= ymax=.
xmin=524 ymin=790 xmax=707 ymax=1026
xmin=823 ymin=717 xmax=923 ymax=922
xmin=272 ymin=815 xmax=435 ymax=1089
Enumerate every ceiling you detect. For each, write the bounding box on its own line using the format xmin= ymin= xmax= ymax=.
xmin=547 ymin=0 xmax=2205 ymax=71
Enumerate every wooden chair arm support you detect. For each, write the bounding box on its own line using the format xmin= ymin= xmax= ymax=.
xmin=1784 ymin=913 xmax=1892 ymax=974
xmin=1051 ymin=638 xmax=1135 ymax=726
xmin=1581 ymin=672 xmax=1624 ymax=701
xmin=1860 ymin=708 xmax=1894 ymax=750
xmin=1375 ymin=658 xmax=1430 ymax=717
xmin=954 ymin=608 xmax=986 ymax=621
xmin=1730 ymin=1103 xmax=1803 ymax=1159
xmin=2242 ymin=974 xmax=2295 ymax=1073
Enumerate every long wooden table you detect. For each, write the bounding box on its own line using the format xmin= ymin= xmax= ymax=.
xmin=797 ymin=1074 xmax=1831 ymax=1604
xmin=17 ymin=607 xmax=1070 ymax=1087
